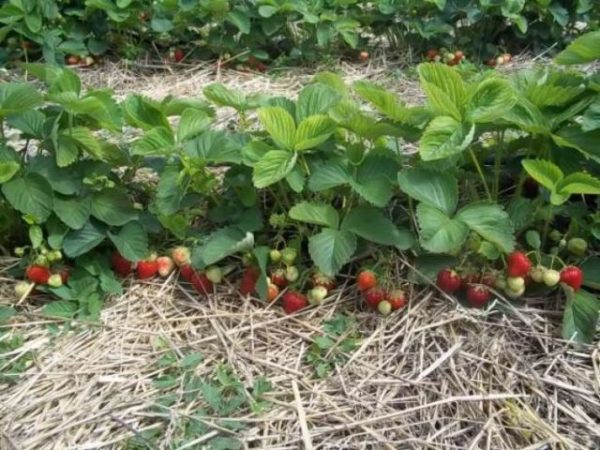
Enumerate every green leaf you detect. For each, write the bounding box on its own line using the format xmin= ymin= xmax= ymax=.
xmin=294 ymin=115 xmax=336 ymax=151
xmin=29 ymin=225 xmax=43 ymax=248
xmin=416 ymin=203 xmax=469 ymax=254
xmin=350 ymin=155 xmax=397 ymax=208
xmin=308 ymin=161 xmax=350 ymax=191
xmin=556 ymin=172 xmax=600 ymax=195
xmin=53 ymin=196 xmax=91 ymax=230
xmin=341 ymin=206 xmax=415 ymax=249
xmin=467 ymin=78 xmax=516 ymax=123
xmin=354 ymin=80 xmax=414 ymax=124
xmin=252 ymin=150 xmax=297 ymax=188
xmin=521 ymin=159 xmax=563 ymax=192
xmin=203 ymin=83 xmax=246 ymax=110
xmin=562 ymin=289 xmax=600 ymax=344
xmin=63 ymin=221 xmax=106 ymax=257
xmin=289 ymin=201 xmax=339 ymax=228
xmin=122 ymin=94 xmax=170 ymax=131
xmin=0 ymin=83 xmax=43 ymax=117
xmin=419 ymin=116 xmax=475 ymax=161
xmin=257 ymin=106 xmax=296 ymax=151
xmin=581 ymin=258 xmax=600 ymax=290
xmin=28 ymin=156 xmax=82 ymax=195
xmin=553 ymin=126 xmax=600 ymax=163
xmin=555 ymin=31 xmax=600 ymax=65
xmin=192 ymin=227 xmax=254 ymax=267
xmin=108 ymin=221 xmax=149 ymax=262
xmin=177 ymin=108 xmax=212 ymax=142
xmin=525 ymin=230 xmax=541 ymax=250
xmin=0 ymin=161 xmax=19 ymax=183
xmin=296 ymin=84 xmax=340 ymax=122
xmin=456 ymin=202 xmax=515 ymax=253
xmin=91 ymin=189 xmax=138 ymax=227
xmin=308 ymin=228 xmax=357 ymax=276
xmin=397 ymin=168 xmax=458 ymax=215
xmin=226 ymin=9 xmax=250 ymax=33
xmin=253 ymin=245 xmax=270 ymax=301
xmin=1 ymin=173 xmax=53 ymax=220
xmin=155 ymin=164 xmax=184 ymax=215
xmin=42 ymin=300 xmax=78 ymax=319
xmin=418 ymin=63 xmax=467 ymax=120
xmin=132 ymin=127 xmax=175 ymax=156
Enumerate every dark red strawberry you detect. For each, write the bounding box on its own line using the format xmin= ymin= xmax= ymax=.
xmin=59 ymin=268 xmax=70 ymax=284
xmin=192 ymin=273 xmax=213 ymax=296
xmin=270 ymin=268 xmax=288 ymax=287
xmin=466 ymin=285 xmax=491 ymax=308
xmin=388 ymin=289 xmax=407 ymax=310
xmin=174 ymin=48 xmax=185 ymax=63
xmin=180 ymin=264 xmax=196 ymax=282
xmin=364 ymin=287 xmax=386 ymax=309
xmin=26 ymin=265 xmax=51 ymax=284
xmin=282 ymin=291 xmax=308 ymax=314
xmin=240 ymin=266 xmax=260 ymax=296
xmin=507 ymin=251 xmax=532 ymax=278
xmin=112 ymin=252 xmax=133 ymax=277
xmin=437 ymin=269 xmax=462 ymax=293
xmin=559 ymin=266 xmax=584 ymax=291
xmin=137 ymin=259 xmax=158 ymax=279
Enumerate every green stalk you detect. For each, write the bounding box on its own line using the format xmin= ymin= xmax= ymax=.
xmin=469 ymin=147 xmax=492 ymax=202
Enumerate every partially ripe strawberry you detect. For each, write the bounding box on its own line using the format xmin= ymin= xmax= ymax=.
xmin=270 ymin=268 xmax=288 ymax=287
xmin=267 ymin=284 xmax=279 ymax=302
xmin=378 ymin=300 xmax=392 ymax=315
xmin=312 ymin=272 xmax=336 ymax=291
xmin=47 ymin=274 xmax=63 ymax=288
xmin=240 ymin=266 xmax=260 ymax=296
xmin=542 ymin=269 xmax=560 ymax=287
xmin=436 ymin=269 xmax=462 ymax=293
xmin=486 ymin=58 xmax=497 ymax=67
xmin=308 ymin=286 xmax=328 ymax=305
xmin=359 ymin=51 xmax=369 ymax=62
xmin=172 ymin=246 xmax=191 ymax=267
xmin=26 ymin=265 xmax=51 ymax=285
xmin=192 ymin=272 xmax=213 ymax=296
xmin=388 ymin=289 xmax=407 ymax=310
xmin=357 ymin=270 xmax=377 ymax=291
xmin=14 ymin=281 xmax=32 ymax=297
xmin=205 ymin=266 xmax=223 ymax=284
xmin=426 ymin=49 xmax=439 ymax=61
xmin=180 ymin=264 xmax=196 ymax=282
xmin=285 ymin=266 xmax=299 ymax=283
xmin=507 ymin=251 xmax=532 ymax=277
xmin=282 ymin=291 xmax=308 ymax=314
xmin=66 ymin=55 xmax=80 ymax=65
xmin=501 ymin=53 xmax=512 ymax=63
xmin=137 ymin=259 xmax=158 ymax=279
xmin=496 ymin=56 xmax=505 ymax=66
xmin=112 ymin=252 xmax=133 ymax=277
xmin=157 ymin=256 xmax=175 ymax=277
xmin=454 ymin=50 xmax=464 ymax=60
xmin=559 ymin=266 xmax=583 ymax=291
xmin=466 ymin=285 xmax=491 ymax=308
xmin=364 ymin=287 xmax=386 ymax=309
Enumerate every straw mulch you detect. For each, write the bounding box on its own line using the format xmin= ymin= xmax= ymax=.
xmin=1 ymin=255 xmax=599 ymax=449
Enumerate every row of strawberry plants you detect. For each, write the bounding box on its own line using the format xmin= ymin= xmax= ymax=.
xmin=0 ymin=0 xmax=598 ymax=66
xmin=1 ymin=31 xmax=600 ymax=342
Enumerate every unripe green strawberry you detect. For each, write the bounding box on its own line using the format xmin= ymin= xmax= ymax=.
xmin=34 ymin=255 xmax=48 ymax=267
xmin=205 ymin=266 xmax=223 ymax=284
xmin=269 ymin=249 xmax=281 ymax=263
xmin=567 ymin=238 xmax=587 ymax=256
xmin=505 ymin=285 xmax=525 ymax=298
xmin=285 ymin=265 xmax=299 ymax=282
xmin=530 ymin=266 xmax=545 ymax=283
xmin=14 ymin=247 xmax=25 ymax=257
xmin=14 ymin=281 xmax=32 ymax=297
xmin=507 ymin=277 xmax=525 ymax=291
xmin=549 ymin=229 xmax=562 ymax=242
xmin=47 ymin=274 xmax=63 ymax=288
xmin=495 ymin=277 xmax=507 ymax=290
xmin=308 ymin=286 xmax=328 ymax=305
xmin=47 ymin=250 xmax=62 ymax=262
xmin=377 ymin=300 xmax=392 ymax=315
xmin=281 ymin=248 xmax=298 ymax=266
xmin=542 ymin=269 xmax=560 ymax=287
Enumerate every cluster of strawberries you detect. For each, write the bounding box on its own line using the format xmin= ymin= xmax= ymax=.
xmin=436 ymin=251 xmax=584 ymax=307
xmin=356 ymin=270 xmax=407 ymax=315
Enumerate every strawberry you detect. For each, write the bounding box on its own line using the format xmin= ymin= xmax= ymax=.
xmin=378 ymin=300 xmax=392 ymax=316
xmin=388 ymin=289 xmax=407 ymax=310
xmin=505 ymin=285 xmax=525 ymax=299
xmin=437 ymin=268 xmax=462 ymax=293
xmin=285 ymin=266 xmax=299 ymax=283
xmin=240 ymin=266 xmax=260 ymax=296
xmin=359 ymin=51 xmax=369 ymax=62
xmin=282 ymin=291 xmax=307 ymax=314
xmin=174 ymin=48 xmax=185 ymax=63
xmin=192 ymin=273 xmax=213 ymax=296
xmin=26 ymin=265 xmax=51 ymax=284
xmin=281 ymin=248 xmax=298 ymax=266
xmin=66 ymin=55 xmax=80 ymax=65
xmin=180 ymin=264 xmax=196 ymax=282
xmin=47 ymin=274 xmax=63 ymax=288
xmin=357 ymin=270 xmax=377 ymax=291
xmin=59 ymin=268 xmax=70 ymax=284
xmin=267 ymin=284 xmax=279 ymax=302
xmin=112 ymin=252 xmax=133 ymax=277
xmin=567 ymin=238 xmax=587 ymax=256
xmin=308 ymin=286 xmax=328 ymax=305
xmin=137 ymin=259 xmax=158 ymax=279
xmin=269 ymin=249 xmax=281 ymax=263
xmin=466 ymin=285 xmax=491 ymax=308
xmin=14 ymin=281 xmax=32 ymax=297
xmin=454 ymin=50 xmax=464 ymax=61
xmin=364 ymin=287 xmax=386 ymax=309
xmin=157 ymin=256 xmax=175 ymax=277
xmin=83 ymin=56 xmax=95 ymax=67
xmin=560 ymin=266 xmax=583 ymax=291
xmin=270 ymin=268 xmax=288 ymax=287
xmin=172 ymin=246 xmax=191 ymax=267
xmin=507 ymin=277 xmax=525 ymax=291
xmin=506 ymin=251 xmax=532 ymax=278
xmin=312 ymin=272 xmax=336 ymax=291
xmin=205 ymin=266 xmax=223 ymax=284
xmin=426 ymin=49 xmax=439 ymax=61
xmin=530 ymin=266 xmax=545 ymax=283
xmin=542 ymin=269 xmax=560 ymax=287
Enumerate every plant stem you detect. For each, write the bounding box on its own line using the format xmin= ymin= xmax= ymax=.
xmin=469 ymin=147 xmax=492 ymax=202
xmin=492 ymin=131 xmax=504 ymax=200
xmin=542 ymin=204 xmax=554 ymax=248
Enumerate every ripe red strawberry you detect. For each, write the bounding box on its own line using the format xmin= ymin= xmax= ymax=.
xmin=157 ymin=256 xmax=175 ymax=277
xmin=174 ymin=48 xmax=185 ymax=63
xmin=180 ymin=264 xmax=196 ymax=282
xmin=357 ymin=270 xmax=377 ymax=291
xmin=507 ymin=251 xmax=532 ymax=278
xmin=270 ymin=268 xmax=288 ymax=287
xmin=112 ymin=252 xmax=133 ymax=277
xmin=137 ymin=259 xmax=158 ymax=279
xmin=192 ymin=273 xmax=213 ymax=296
xmin=312 ymin=272 xmax=336 ymax=291
xmin=364 ymin=287 xmax=386 ymax=309
xmin=559 ymin=266 xmax=584 ymax=291
xmin=282 ymin=291 xmax=308 ymax=314
xmin=466 ymin=285 xmax=491 ymax=308
xmin=172 ymin=246 xmax=191 ymax=267
xmin=240 ymin=266 xmax=260 ymax=296
xmin=26 ymin=265 xmax=51 ymax=285
xmin=388 ymin=289 xmax=407 ymax=310
xmin=437 ymin=269 xmax=462 ymax=293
